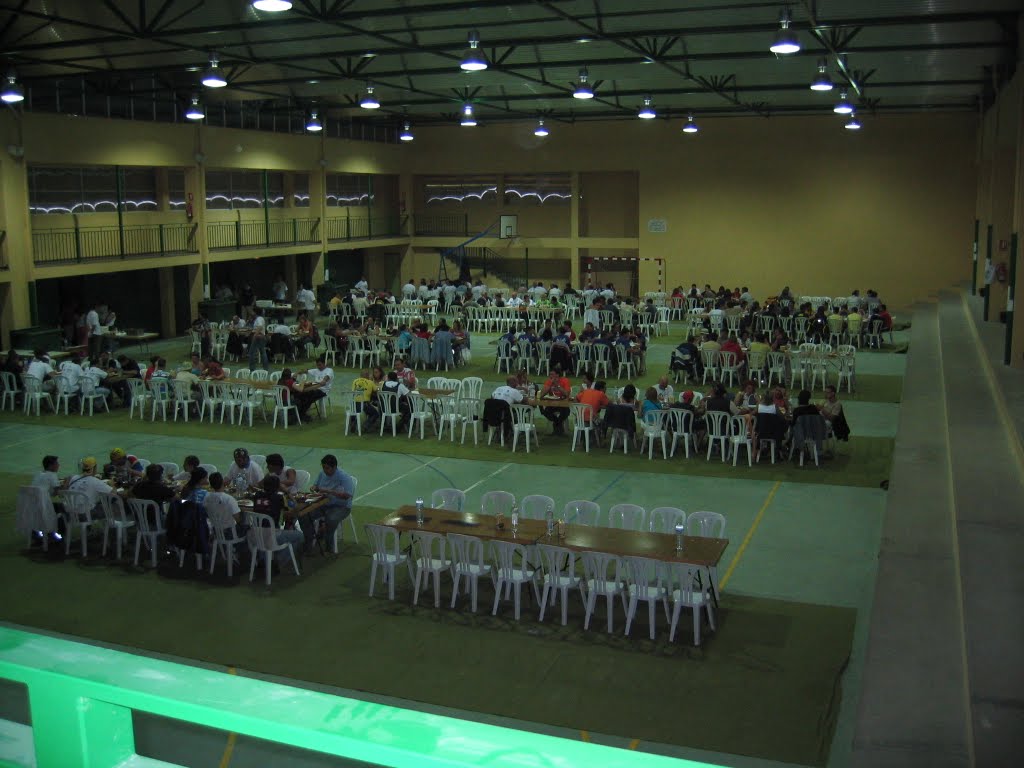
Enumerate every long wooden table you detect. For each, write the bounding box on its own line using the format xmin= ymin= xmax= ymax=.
xmin=379 ymin=505 xmax=728 ymax=568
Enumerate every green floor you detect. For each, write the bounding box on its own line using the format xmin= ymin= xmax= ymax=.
xmin=0 ymin=321 xmax=903 ymax=768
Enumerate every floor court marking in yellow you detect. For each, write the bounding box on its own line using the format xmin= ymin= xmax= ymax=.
xmin=719 ymin=480 xmax=780 ymax=590
xmin=218 ymin=667 xmax=239 ymax=768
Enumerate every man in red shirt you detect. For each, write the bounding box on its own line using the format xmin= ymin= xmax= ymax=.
xmin=539 ymin=365 xmax=572 ymax=435
xmin=576 ymin=380 xmax=610 ymax=425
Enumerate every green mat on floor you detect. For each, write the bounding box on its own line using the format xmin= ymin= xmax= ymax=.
xmin=0 ymin=408 xmax=893 ymax=489
xmin=0 ymin=486 xmax=854 ymax=767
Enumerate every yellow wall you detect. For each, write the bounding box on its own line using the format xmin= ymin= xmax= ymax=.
xmin=410 ymin=114 xmax=978 ymax=308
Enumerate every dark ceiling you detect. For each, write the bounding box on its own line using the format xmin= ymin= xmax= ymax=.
xmin=0 ymin=0 xmax=1021 ymax=130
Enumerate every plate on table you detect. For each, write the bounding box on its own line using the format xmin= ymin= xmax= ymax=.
xmin=298 ymin=493 xmax=324 ymax=503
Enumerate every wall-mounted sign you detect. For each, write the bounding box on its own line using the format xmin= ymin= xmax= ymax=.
xmin=647 ymin=218 xmax=667 ymax=233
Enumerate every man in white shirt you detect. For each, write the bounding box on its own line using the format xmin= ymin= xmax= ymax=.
xmin=296 ymin=356 xmax=333 ymax=420
xmin=471 ymin=282 xmax=485 ymax=301
xmin=32 ymin=455 xmax=63 ymax=496
xmin=600 ymin=285 xmax=616 ymax=301
xmin=271 ymin=275 xmax=288 ymax=302
xmin=355 ymin=277 xmax=369 ymax=292
xmin=492 ymin=378 xmax=525 ymax=406
xmin=205 ymin=472 xmax=242 ymax=535
xmin=85 ymin=303 xmax=104 ymax=357
xmin=248 ymin=310 xmax=269 ymax=370
xmin=533 ymin=282 xmax=547 ymax=300
xmin=59 ymin=354 xmax=84 ymax=393
xmin=548 ymin=283 xmax=562 ymax=300
xmin=740 ymin=287 xmax=754 ymax=303
xmin=295 ymin=284 xmax=317 ymax=315
xmin=26 ymin=351 xmax=55 ymax=391
xmin=66 ymin=456 xmax=115 ymax=514
xmin=402 ymin=280 xmax=417 ymax=299
xmin=506 ymin=292 xmax=523 ymax=308
xmin=225 ymin=448 xmax=264 ymax=491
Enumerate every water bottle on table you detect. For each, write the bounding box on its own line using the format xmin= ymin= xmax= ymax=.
xmin=415 ymin=496 xmax=424 ymax=525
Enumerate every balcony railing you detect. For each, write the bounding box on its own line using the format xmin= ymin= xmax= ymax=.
xmin=325 ymin=215 xmax=406 ymax=241
xmin=413 ymin=213 xmax=469 ymax=236
xmin=0 ymin=626 xmax=704 ymax=768
xmin=32 ymin=222 xmax=198 ymax=265
xmin=207 ymin=217 xmax=320 ymax=251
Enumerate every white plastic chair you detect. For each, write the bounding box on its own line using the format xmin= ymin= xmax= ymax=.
xmin=247 ymin=512 xmax=301 ymax=586
xmin=378 ymin=391 xmax=402 ymax=437
xmin=701 ymin=350 xmax=720 ymax=383
xmin=79 ymin=377 xmax=110 ymax=416
xmin=52 ymin=374 xmax=75 ymax=415
xmin=520 ymin=494 xmax=554 ymax=521
xmin=490 ymin=540 xmax=539 ymax=620
xmin=196 ymin=380 xmax=222 ymax=423
xmin=435 ymin=395 xmax=462 ymax=442
xmin=704 ymin=411 xmax=730 ymax=462
xmin=15 ymin=485 xmax=59 ymax=549
xmin=447 ymin=532 xmax=494 ymax=612
xmin=149 ymin=379 xmax=172 ymax=421
xmin=665 ymin=562 xmax=716 ymax=646
xmin=235 ymin=385 xmax=265 ymax=427
xmin=640 ymin=409 xmax=669 ymax=460
xmin=57 ymin=488 xmax=98 ymax=557
xmin=172 ymin=379 xmax=196 ymax=422
xmin=198 ymin=463 xmax=218 ymax=477
xmin=481 ymin=490 xmax=516 ymax=517
xmin=623 ymin=556 xmax=670 ymax=639
xmin=22 ymin=376 xmax=55 ymax=416
xmin=365 ymin=523 xmax=413 ymax=600
xmin=128 ymin=498 xmax=165 ymax=568
xmin=510 ymin=404 xmax=538 ymax=453
xmin=293 ymin=469 xmax=311 ymax=492
xmin=431 ymin=488 xmax=465 ymax=512
xmin=564 ymin=500 xmax=599 ymax=526
xmin=570 ymin=402 xmax=597 ymax=453
xmin=407 ymin=392 xmax=436 ymax=439
xmin=341 ymin=391 xmax=362 ymax=436
xmin=271 ymin=386 xmax=301 ymax=429
xmin=411 ymin=530 xmax=450 ymax=607
xmin=580 ymin=550 xmax=627 ymax=633
xmin=608 ymin=503 xmax=646 ymax=531
xmin=649 ymin=507 xmax=687 ymax=534
xmin=536 ymin=543 xmax=581 ymax=625
xmin=730 ymin=414 xmax=753 ymax=467
xmin=686 ymin=510 xmax=726 ymax=599
xmin=767 ymin=351 xmax=788 ymax=387
xmin=99 ymin=493 xmax=135 ymax=560
xmin=0 ymin=371 xmax=18 ymax=411
xmin=668 ymin=408 xmax=695 ymax=458
xmin=459 ymin=397 xmax=480 ymax=445
xmin=719 ymin=351 xmax=742 ymax=388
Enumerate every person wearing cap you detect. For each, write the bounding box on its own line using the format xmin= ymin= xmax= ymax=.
xmin=225 ymin=448 xmax=264 ymax=491
xmin=308 ymin=454 xmax=355 ymax=553
xmin=103 ymin=448 xmax=144 ymax=481
xmin=67 ymin=457 xmax=116 ymax=514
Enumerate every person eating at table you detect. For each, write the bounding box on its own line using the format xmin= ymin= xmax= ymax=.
xmin=225 ymin=447 xmax=263 ymax=492
xmin=201 ymin=355 xmax=226 ymax=381
xmin=204 ymin=472 xmax=244 ymax=544
xmin=252 ymin=474 xmax=304 ymax=567
xmin=576 ymin=379 xmax=609 ymax=430
xmin=538 ymin=364 xmax=571 ymax=435
xmin=291 ymin=355 xmax=333 ymax=421
xmin=172 ymin=455 xmax=201 ymax=484
xmin=132 ymin=464 xmax=176 ymax=510
xmin=654 ymin=375 xmax=674 ymax=404
xmin=67 ymin=457 xmax=116 ymax=517
xmin=641 ymin=386 xmax=664 ymax=419
xmin=103 ymin=448 xmax=144 ymax=482
xmin=393 ymin=357 xmax=417 ymax=390
xmin=264 ymin=453 xmax=298 ymax=495
xmin=351 ymin=368 xmax=379 ymax=429
xmin=308 ymin=454 xmax=355 ymax=553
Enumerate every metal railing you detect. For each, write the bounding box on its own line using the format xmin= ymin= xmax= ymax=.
xmin=206 ymin=217 xmax=320 ymax=250
xmin=0 ymin=626 xmax=706 ymax=768
xmin=325 ymin=215 xmax=406 ymax=241
xmin=413 ymin=213 xmax=469 ymax=236
xmin=31 ymin=222 xmax=198 ymax=264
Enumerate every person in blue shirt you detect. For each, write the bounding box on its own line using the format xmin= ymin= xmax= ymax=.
xmin=308 ymin=454 xmax=355 ymax=552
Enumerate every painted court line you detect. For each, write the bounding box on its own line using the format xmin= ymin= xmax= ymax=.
xmin=462 ymin=463 xmax=510 ymax=493
xmin=1 ymin=427 xmax=72 ymax=451
xmin=360 ymin=457 xmax=439 ymax=498
xmin=719 ymin=480 xmax=780 ymax=590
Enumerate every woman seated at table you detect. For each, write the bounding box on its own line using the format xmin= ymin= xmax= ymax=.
xmin=200 ymin=356 xmax=226 ymax=381
xmin=513 ymin=367 xmax=533 ymax=396
xmin=177 ymin=467 xmax=209 ymax=509
xmin=172 ymin=455 xmax=200 ymax=485
xmin=641 ymin=386 xmax=664 ymax=418
xmin=369 ymin=365 xmax=386 ymax=393
xmin=394 ymin=324 xmax=414 ymax=357
xmin=295 ymin=313 xmax=319 ymax=355
xmin=430 ymin=322 xmax=455 ymax=369
xmin=264 ymin=453 xmax=298 ymax=495
xmin=538 ymin=365 xmax=571 ymax=435
xmin=619 ymin=383 xmax=639 ymax=412
xmin=734 ymin=380 xmax=760 ymax=414
xmin=451 ymin=320 xmax=471 ymax=365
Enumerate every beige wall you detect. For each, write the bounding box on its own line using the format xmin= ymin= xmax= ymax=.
xmin=410 ymin=114 xmax=978 ymax=309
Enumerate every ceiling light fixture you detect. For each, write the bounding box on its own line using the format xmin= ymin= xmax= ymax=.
xmin=251 ymin=0 xmax=293 ymax=11
xmin=460 ymin=103 xmax=477 ymax=126
xmin=460 ymin=30 xmax=488 ymax=71
xmin=1 ymin=71 xmax=25 ymax=104
xmin=201 ymin=54 xmax=227 ymax=88
xmin=810 ymin=59 xmax=833 ymax=91
xmin=769 ymin=9 xmax=801 ymax=55
xmin=682 ymin=113 xmax=699 ymax=133
xmin=638 ymin=95 xmax=656 ymax=119
xmin=844 ymin=111 xmax=862 ymax=130
xmin=833 ymin=89 xmax=854 ymax=114
xmin=184 ymin=94 xmax=205 ymax=120
xmin=573 ymin=67 xmax=594 ymax=100
xmin=400 ymin=120 xmax=414 ymax=141
xmin=360 ymin=82 xmax=380 ymax=109
xmin=306 ymin=110 xmax=323 ymax=132
xmin=534 ymin=118 xmax=549 ymax=137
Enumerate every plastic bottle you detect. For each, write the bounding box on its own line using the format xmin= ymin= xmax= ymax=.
xmin=674 ymin=523 xmax=685 ymax=553
xmin=415 ymin=496 xmax=424 ymax=525
xmin=510 ymin=504 xmax=519 ymax=535
xmin=546 ymin=503 xmax=555 ymax=537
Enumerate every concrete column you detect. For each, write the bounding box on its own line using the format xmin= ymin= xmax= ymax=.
xmin=157 ymin=267 xmax=176 ymax=337
xmin=0 ymin=114 xmax=35 ymax=347
xmin=569 ymin=171 xmax=581 ymax=286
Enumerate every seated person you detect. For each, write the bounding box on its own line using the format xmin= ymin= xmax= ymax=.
xmin=703 ymin=382 xmax=733 ymax=417
xmin=492 ymin=377 xmax=525 ymax=406
xmin=654 ymin=375 xmax=674 ymax=403
xmin=791 ymin=389 xmax=819 ymax=421
xmin=225 ymin=447 xmax=264 ymax=491
xmin=292 ymin=356 xmax=332 ymax=420
xmin=640 ymin=386 xmax=664 ymax=419
xmin=172 ymin=455 xmax=200 ymax=484
xmin=351 ymin=368 xmax=379 ymax=427
xmin=538 ymin=365 xmax=571 ymax=435
xmin=307 ymin=454 xmax=355 ymax=552
xmin=251 ymin=474 xmax=303 ymax=565
xmin=576 ymin=380 xmax=609 ymax=432
xmin=103 ymin=448 xmax=144 ymax=481
xmin=66 ymin=456 xmax=115 ymax=515
xmin=819 ymin=385 xmax=850 ymax=442
xmin=265 ymin=453 xmax=298 ymax=494
xmin=132 ymin=464 xmax=176 ymax=521
xmin=393 ymin=357 xmax=417 ymax=390
xmin=619 ymin=383 xmax=639 ymax=412
xmin=32 ymin=455 xmax=65 ymax=496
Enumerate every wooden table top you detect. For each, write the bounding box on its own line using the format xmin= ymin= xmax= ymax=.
xmin=236 ymin=491 xmax=328 ymax=518
xmin=526 ymin=397 xmax=573 ymax=409
xmin=114 ymin=332 xmax=159 ymax=341
xmin=417 ymin=387 xmax=458 ymax=398
xmin=379 ymin=506 xmax=728 ymax=566
xmin=379 ymin=506 xmax=549 ymax=544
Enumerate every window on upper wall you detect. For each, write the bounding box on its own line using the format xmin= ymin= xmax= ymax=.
xmin=121 ymin=168 xmax=158 ymax=211
xmin=422 ymin=175 xmax=499 ymax=205
xmin=168 ymin=169 xmax=187 ymax=211
xmin=28 ymin=167 xmax=85 ymax=214
xmin=265 ymin=171 xmax=284 ymax=209
xmin=292 ymin=172 xmax=310 ymax=208
xmin=80 ymin=168 xmax=118 ymax=212
xmin=326 ymin=173 xmax=372 ymax=207
xmin=204 ymin=170 xmax=266 ymax=210
xmin=504 ymin=173 xmax=572 ymax=205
